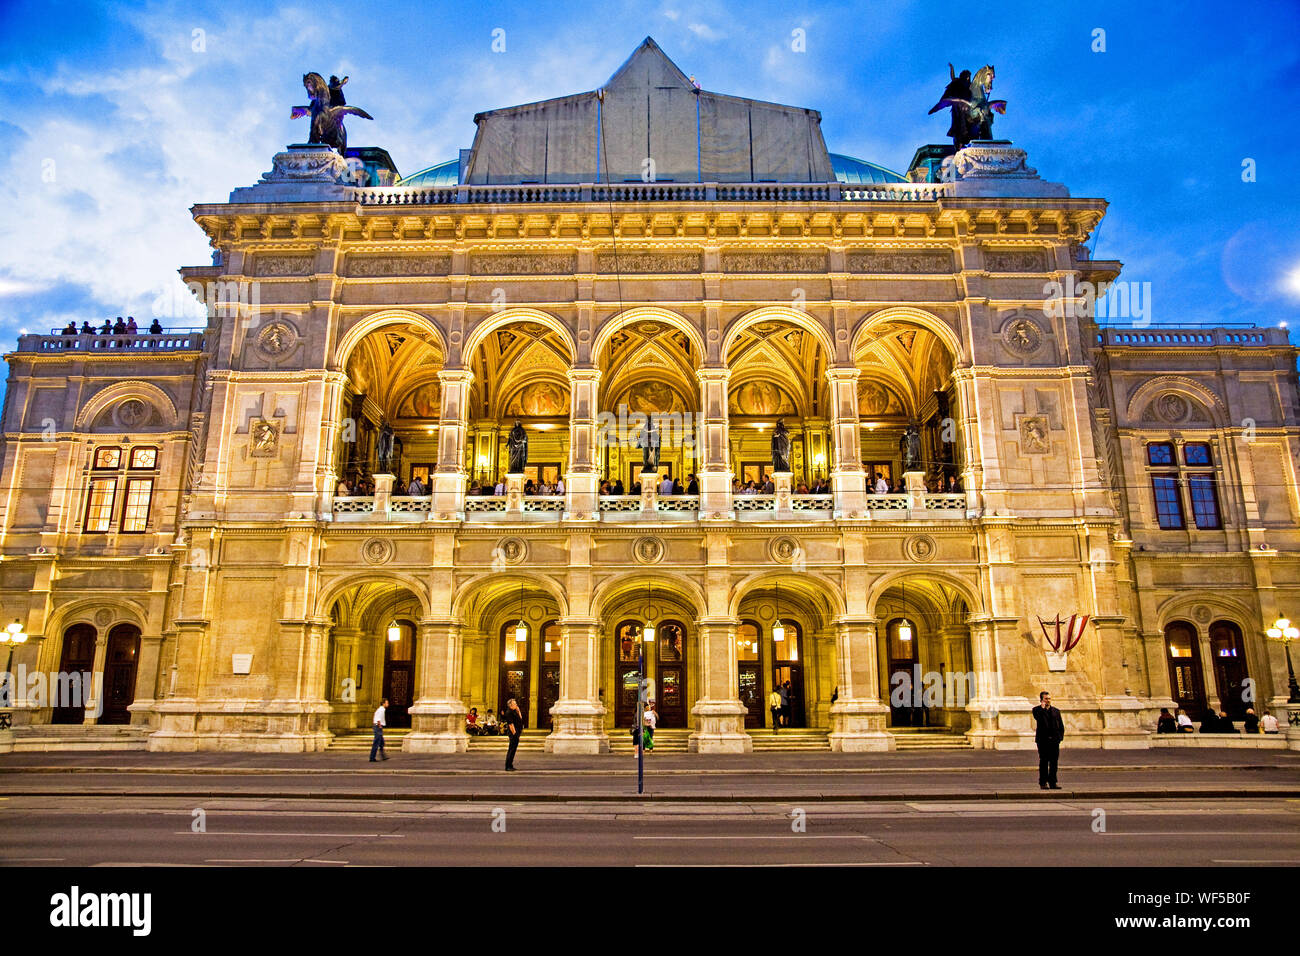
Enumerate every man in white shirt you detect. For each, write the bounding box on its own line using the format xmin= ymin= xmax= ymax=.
xmin=370 ymin=697 xmax=389 ymax=762
xmin=493 ymin=477 xmax=506 ymax=496
xmin=555 ymin=476 xmax=565 ymax=494
xmin=1261 ymin=712 xmax=1280 ymax=734
xmin=875 ymin=474 xmax=890 ymax=495
xmin=659 ymin=474 xmax=674 ymax=495
xmin=1175 ymin=709 xmax=1194 ymax=732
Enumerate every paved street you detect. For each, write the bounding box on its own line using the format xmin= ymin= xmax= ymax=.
xmin=1 ymin=750 xmax=1297 ymax=866
xmin=2 ymin=795 xmax=1297 ymax=867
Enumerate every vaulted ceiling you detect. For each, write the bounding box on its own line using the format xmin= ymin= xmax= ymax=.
xmin=345 ymin=324 xmax=446 ymax=421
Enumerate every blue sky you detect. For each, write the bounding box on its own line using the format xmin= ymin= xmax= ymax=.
xmin=0 ymin=0 xmax=1297 ymax=346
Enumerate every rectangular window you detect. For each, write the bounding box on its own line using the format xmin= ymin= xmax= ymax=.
xmin=1183 ymin=443 xmax=1212 ymax=466
xmin=83 ymin=478 xmax=118 ymax=532
xmin=120 ymin=478 xmax=154 ymax=533
xmin=1151 ymin=475 xmax=1185 ymax=529
xmin=93 ymin=447 xmax=121 ymax=469
xmin=129 ymin=446 xmax=157 ymax=469
xmin=1187 ymin=474 xmax=1221 ymax=529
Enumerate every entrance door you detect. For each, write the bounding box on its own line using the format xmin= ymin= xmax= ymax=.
xmin=773 ymin=664 xmax=806 ymax=728
xmin=1164 ymin=621 xmax=1206 ymax=720
xmin=655 ymin=621 xmax=688 ymax=728
xmin=614 ymin=620 xmax=644 ymax=727
xmin=100 ymin=624 xmax=140 ymax=725
xmin=382 ymin=621 xmax=415 ymax=728
xmin=538 ymin=620 xmax=561 ymax=729
xmin=886 ymin=618 xmax=921 ymax=727
xmin=1209 ymin=621 xmax=1249 ymax=719
xmin=499 ymin=620 xmax=531 ymax=726
xmin=736 ymin=621 xmax=763 ymax=728
xmin=53 ymin=623 xmax=97 ymax=724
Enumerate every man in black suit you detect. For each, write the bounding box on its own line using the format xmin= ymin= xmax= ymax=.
xmin=1031 ymin=690 xmax=1065 ymax=790
xmin=504 ymin=698 xmax=524 ymax=771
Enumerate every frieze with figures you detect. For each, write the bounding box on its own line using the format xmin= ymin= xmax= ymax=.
xmin=470 ymin=253 xmax=578 ymax=275
xmin=346 ymin=255 xmax=452 ymax=277
xmin=847 ymin=250 xmax=954 ymax=274
xmin=720 ymin=251 xmax=827 ymax=273
xmin=595 ymin=252 xmax=703 ymax=273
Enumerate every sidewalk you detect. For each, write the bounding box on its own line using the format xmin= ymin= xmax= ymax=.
xmin=2 ymin=748 xmax=1296 ymax=802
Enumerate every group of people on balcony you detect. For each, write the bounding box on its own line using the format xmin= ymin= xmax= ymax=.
xmin=867 ymin=471 xmax=964 ymax=495
xmin=336 ymin=476 xmax=376 ymax=497
xmin=59 ymin=316 xmax=165 ymax=337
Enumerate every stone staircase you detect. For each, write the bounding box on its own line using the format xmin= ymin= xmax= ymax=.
xmin=7 ymin=723 xmax=151 ymax=752
xmin=328 ymin=728 xmax=411 ymax=753
xmin=608 ymin=728 xmax=691 ymax=753
xmin=747 ymin=728 xmax=830 ymax=751
xmin=891 ymin=726 xmax=972 ymax=751
xmin=465 ymin=729 xmax=551 ymax=753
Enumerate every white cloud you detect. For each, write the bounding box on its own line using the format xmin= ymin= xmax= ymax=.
xmin=688 ymin=23 xmax=723 ymax=41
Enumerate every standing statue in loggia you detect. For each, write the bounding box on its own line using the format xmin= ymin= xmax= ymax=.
xmin=771 ymin=418 xmax=792 ymax=472
xmin=640 ymin=417 xmax=661 ymax=473
xmin=507 ymin=420 xmax=528 ymax=474
xmin=376 ymin=422 xmax=395 ymax=472
xmin=900 ymin=425 xmax=922 ymax=472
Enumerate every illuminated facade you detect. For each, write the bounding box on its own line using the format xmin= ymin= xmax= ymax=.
xmin=3 ymin=40 xmax=1298 ymax=753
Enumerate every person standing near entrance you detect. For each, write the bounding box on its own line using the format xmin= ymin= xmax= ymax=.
xmin=642 ymin=700 xmax=658 ymax=751
xmin=768 ymin=688 xmax=782 ymax=732
xmin=504 ymin=697 xmax=524 ymax=771
xmin=370 ymin=697 xmax=389 ymax=762
xmin=1031 ymin=691 xmax=1064 ymax=789
xmin=779 ymin=681 xmax=791 ymax=728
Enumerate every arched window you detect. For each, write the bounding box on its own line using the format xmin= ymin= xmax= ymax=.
xmin=1164 ymin=621 xmax=1206 ymax=719
xmin=736 ymin=620 xmax=760 ymax=662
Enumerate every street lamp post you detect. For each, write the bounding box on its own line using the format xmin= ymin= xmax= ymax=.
xmin=0 ymin=619 xmax=29 ymax=713
xmin=1265 ymin=617 xmax=1300 ymax=704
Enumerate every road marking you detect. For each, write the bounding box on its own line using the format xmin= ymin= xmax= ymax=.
xmin=634 ymin=834 xmax=879 ymax=841
xmin=1211 ymin=858 xmax=1300 ymax=863
xmin=174 ymin=831 xmax=404 ymax=838
xmin=637 ymin=861 xmax=925 ymax=867
xmin=205 ymin=858 xmax=350 ymax=864
xmin=0 ymin=857 xmax=65 ymax=862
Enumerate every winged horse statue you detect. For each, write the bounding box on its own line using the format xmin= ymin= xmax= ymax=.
xmin=928 ymin=64 xmax=1007 ymax=149
xmin=291 ymin=72 xmax=373 ymax=153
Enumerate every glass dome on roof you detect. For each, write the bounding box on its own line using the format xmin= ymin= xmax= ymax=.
xmin=398 ymin=152 xmax=905 ymax=187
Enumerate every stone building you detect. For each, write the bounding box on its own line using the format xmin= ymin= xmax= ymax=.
xmin=2 ymin=39 xmax=1297 ymax=753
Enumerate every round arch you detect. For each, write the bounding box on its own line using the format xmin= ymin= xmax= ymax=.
xmin=74 ymin=381 xmax=180 ymax=430
xmin=1155 ymin=593 xmax=1258 ymax=633
xmin=728 ymin=568 xmax=847 ymax=622
xmin=461 ymin=308 xmax=577 ymax=366
xmin=865 ymin=569 xmax=983 ymax=621
xmin=331 ymin=309 xmax=449 ymax=371
xmin=1125 ymin=375 xmax=1229 ymax=428
xmin=590 ymin=570 xmax=708 ymax=622
xmin=450 ymin=570 xmax=571 ymax=623
xmin=721 ymin=306 xmax=836 ymax=361
xmin=315 ymin=572 xmax=433 ymax=623
xmin=850 ymin=306 xmax=964 ymax=365
xmin=591 ymin=307 xmax=708 ymax=364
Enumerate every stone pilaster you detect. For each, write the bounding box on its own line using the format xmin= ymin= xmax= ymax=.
xmin=431 ymin=368 xmax=471 ymax=519
xmin=826 ymin=366 xmax=867 ymax=518
xmin=696 ymin=367 xmax=734 ymax=519
xmin=689 ymin=619 xmax=751 ymax=752
xmin=965 ymin=616 xmax=1033 ymax=749
xmin=406 ymin=620 xmax=468 ymax=752
xmin=82 ymin=633 xmax=109 ymax=726
xmin=126 ymin=634 xmax=164 ymax=727
xmin=565 ymin=367 xmax=601 ymax=520
xmin=545 ymin=619 xmax=609 ymax=753
xmin=827 ymin=618 xmax=893 ymax=751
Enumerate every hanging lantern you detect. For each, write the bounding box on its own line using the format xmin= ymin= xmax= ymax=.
xmin=514 ymin=620 xmax=528 ymax=642
xmin=773 ymin=620 xmax=786 ymax=642
xmin=898 ymin=619 xmax=913 ymax=642
xmin=544 ymin=640 xmax=552 ymax=653
xmin=386 ymin=621 xmax=400 ymax=642
xmin=643 ymin=621 xmax=656 ymax=643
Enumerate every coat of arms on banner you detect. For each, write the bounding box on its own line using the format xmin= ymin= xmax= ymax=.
xmin=1038 ymin=614 xmax=1090 ymax=671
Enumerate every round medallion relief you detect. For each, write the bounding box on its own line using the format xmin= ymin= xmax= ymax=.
xmin=94 ymin=609 xmax=114 ymax=628
xmin=1193 ymin=605 xmax=1212 ymax=624
xmin=497 ymin=537 xmax=528 ymax=565
xmin=115 ymin=399 xmax=149 ymax=428
xmin=769 ymin=536 xmax=800 ymax=564
xmin=1001 ymin=316 xmax=1043 ymax=356
xmin=256 ymin=321 xmax=298 ymax=357
xmin=361 ymin=537 xmax=395 ymax=566
xmin=904 ymin=534 xmax=938 ymax=563
xmin=1156 ymin=393 xmax=1190 ymax=423
xmin=633 ymin=536 xmax=665 ymax=565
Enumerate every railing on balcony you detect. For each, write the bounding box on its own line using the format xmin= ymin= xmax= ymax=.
xmin=465 ymin=496 xmax=508 ymax=513
xmin=18 ymin=330 xmax=206 ymax=353
xmin=598 ymin=496 xmax=643 ymax=513
xmin=389 ymin=496 xmax=431 ymax=514
xmin=923 ymin=494 xmax=967 ymax=510
xmin=733 ymin=494 xmax=776 ymax=512
xmin=522 ymin=495 xmax=565 ymax=513
xmin=351 ymin=180 xmax=952 ymax=207
xmin=656 ymin=495 xmax=700 ymax=513
xmin=866 ymin=494 xmax=910 ymax=510
xmin=791 ymin=494 xmax=834 ymax=512
xmin=333 ymin=497 xmax=376 ymax=514
xmin=1096 ymin=327 xmax=1285 ymax=348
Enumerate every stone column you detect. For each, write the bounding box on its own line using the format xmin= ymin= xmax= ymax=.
xmin=406 ymin=620 xmax=468 ymax=752
xmin=965 ymin=616 xmax=1033 ymax=749
xmin=696 ymin=367 xmax=734 ymax=519
xmin=82 ymin=632 xmax=109 ymax=726
xmin=690 ymin=619 xmax=752 ymax=752
xmin=827 ymin=618 xmax=893 ymax=751
xmin=431 ymin=368 xmax=471 ymax=518
xmin=127 ymin=634 xmax=165 ymax=726
xmin=565 ymin=367 xmax=601 ymax=520
xmin=546 ymin=619 xmax=609 ymax=753
xmin=328 ymin=626 xmax=362 ymax=730
xmin=825 ymin=367 xmax=867 ymax=518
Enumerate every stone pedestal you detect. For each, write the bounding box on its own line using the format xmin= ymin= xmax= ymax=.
xmin=689 ymin=699 xmax=752 ymax=752
xmin=430 ymin=470 xmax=466 ymax=520
xmin=772 ymin=471 xmax=793 ymax=519
xmin=828 ymin=700 xmax=895 ymax=751
xmin=832 ymin=470 xmax=867 ymax=519
xmin=546 ymin=620 xmax=608 ymax=752
xmin=373 ymin=473 xmax=395 ymax=515
xmin=640 ymin=472 xmax=658 ymax=515
xmin=563 ymin=472 xmax=599 ymax=521
xmin=697 ymin=470 xmax=734 ymax=520
xmin=546 ymin=700 xmax=610 ymax=753
xmin=903 ymin=470 xmax=927 ymax=510
xmin=1287 ymin=703 xmax=1300 ymax=752
xmin=505 ymin=473 xmax=524 ymax=514
xmin=405 ymin=621 xmax=468 ymax=753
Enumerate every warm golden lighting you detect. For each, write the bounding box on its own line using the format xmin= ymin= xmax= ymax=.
xmin=772 ymin=620 xmax=785 ymax=642
xmin=386 ymin=621 xmax=400 ymax=642
xmin=898 ymin=620 xmax=913 ymax=642
xmin=643 ymin=621 xmax=656 ymax=643
xmin=514 ymin=620 xmax=528 ymax=642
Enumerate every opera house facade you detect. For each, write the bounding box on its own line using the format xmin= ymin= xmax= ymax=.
xmin=2 ymin=39 xmax=1298 ymax=753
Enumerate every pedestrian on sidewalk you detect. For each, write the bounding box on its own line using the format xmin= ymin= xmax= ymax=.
xmin=768 ymin=688 xmax=782 ymax=732
xmin=1031 ymin=690 xmax=1064 ymax=790
xmin=370 ymin=697 xmax=389 ymax=762
xmin=780 ymin=680 xmax=792 ymax=727
xmin=642 ymin=701 xmax=658 ymax=751
xmin=504 ymin=697 xmax=523 ymax=771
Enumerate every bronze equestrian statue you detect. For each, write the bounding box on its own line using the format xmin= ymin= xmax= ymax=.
xmin=292 ymin=72 xmax=372 ymax=153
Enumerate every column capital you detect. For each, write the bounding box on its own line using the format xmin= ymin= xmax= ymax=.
xmin=566 ymin=365 xmax=601 ymax=384
xmin=437 ymin=366 xmax=474 ymax=386
xmin=825 ymin=364 xmax=861 ymax=384
xmin=696 ymin=365 xmax=731 ymax=384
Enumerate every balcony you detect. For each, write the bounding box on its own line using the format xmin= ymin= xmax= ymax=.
xmin=16 ymin=330 xmax=206 ymax=353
